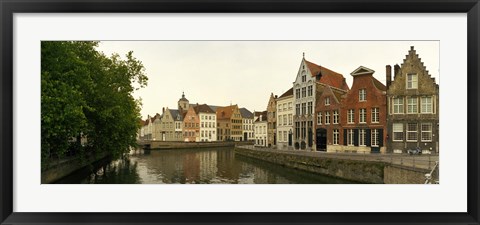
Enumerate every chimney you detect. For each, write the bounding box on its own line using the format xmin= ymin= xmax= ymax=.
xmin=162 ymin=107 xmax=165 ymax=114
xmin=386 ymin=65 xmax=392 ymax=89
xmin=394 ymin=64 xmax=400 ymax=78
xmin=274 ymin=95 xmax=278 ymax=99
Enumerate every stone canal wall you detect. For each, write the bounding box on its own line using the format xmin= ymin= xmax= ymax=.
xmin=235 ymin=148 xmax=430 ymax=184
xmin=235 ymin=148 xmax=385 ymax=183
xmin=149 ymin=141 xmax=253 ymax=150
xmin=383 ymin=165 xmax=429 ymax=184
xmin=41 ymin=152 xmax=110 ymax=184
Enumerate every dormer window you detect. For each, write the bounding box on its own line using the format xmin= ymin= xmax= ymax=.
xmin=324 ymin=97 xmax=330 ymax=106
xmin=407 ymin=73 xmax=418 ymax=89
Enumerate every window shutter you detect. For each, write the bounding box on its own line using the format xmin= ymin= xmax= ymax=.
xmin=366 ymin=129 xmax=371 ymax=147
xmin=354 ymin=129 xmax=359 ymax=146
xmin=343 ymin=129 xmax=347 ymax=145
xmin=379 ymin=129 xmax=384 ymax=147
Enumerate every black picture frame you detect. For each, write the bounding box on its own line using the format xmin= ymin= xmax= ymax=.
xmin=1 ymin=0 xmax=479 ymax=224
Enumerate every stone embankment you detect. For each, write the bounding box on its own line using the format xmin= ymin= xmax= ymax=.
xmin=235 ymin=146 xmax=435 ymax=184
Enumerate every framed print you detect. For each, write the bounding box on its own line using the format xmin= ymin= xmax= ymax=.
xmin=1 ymin=0 xmax=479 ymax=224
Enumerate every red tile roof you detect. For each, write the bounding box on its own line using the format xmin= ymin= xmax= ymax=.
xmin=216 ymin=105 xmax=238 ymax=120
xmin=372 ymin=76 xmax=387 ymax=91
xmin=305 ymin=60 xmax=349 ymax=91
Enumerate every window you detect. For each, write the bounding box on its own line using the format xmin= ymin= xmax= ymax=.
xmin=317 ymin=112 xmax=322 ymax=125
xmin=295 ymin=89 xmax=300 ymax=99
xmin=421 ymin=123 xmax=432 ymax=142
xmin=371 ymin=108 xmax=379 ymax=123
xmin=302 ymin=87 xmax=306 ymax=98
xmin=359 ymin=89 xmax=366 ymax=101
xmin=307 ymin=102 xmax=313 ymax=115
xmin=407 ymin=73 xmax=418 ymax=89
xmin=347 ymin=129 xmax=354 ymax=146
xmin=302 ymin=74 xmax=307 ymax=82
xmin=278 ymin=116 xmax=282 ymax=126
xmin=325 ymin=111 xmax=330 ymax=124
xmin=421 ymin=96 xmax=433 ymax=113
xmin=283 ymin=115 xmax=287 ymax=126
xmin=333 ymin=129 xmax=339 ymax=145
xmin=283 ymin=103 xmax=287 ymax=111
xmin=296 ymin=104 xmax=300 ymax=115
xmin=407 ymin=97 xmax=418 ymax=114
xmin=359 ymin=108 xmax=366 ymax=123
xmin=324 ymin=97 xmax=330 ymax=106
xmin=301 ymin=103 xmax=306 ymax=115
xmin=359 ymin=129 xmax=366 ymax=146
xmin=307 ymin=85 xmax=313 ymax=96
xmin=288 ymin=114 xmax=292 ymax=125
xmin=288 ymin=102 xmax=292 ymax=110
xmin=371 ymin=129 xmax=379 ymax=147
xmin=333 ymin=110 xmax=339 ymax=124
xmin=407 ymin=123 xmax=418 ymax=141
xmin=393 ymin=97 xmax=404 ymax=114
xmin=347 ymin=109 xmax=355 ymax=124
xmin=393 ymin=123 xmax=404 ymax=141
xmin=284 ymin=132 xmax=287 ymax=143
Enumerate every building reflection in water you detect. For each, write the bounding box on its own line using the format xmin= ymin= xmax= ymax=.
xmin=59 ymin=147 xmax=357 ymax=184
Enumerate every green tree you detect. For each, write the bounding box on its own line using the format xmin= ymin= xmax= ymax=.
xmin=41 ymin=41 xmax=147 ymax=170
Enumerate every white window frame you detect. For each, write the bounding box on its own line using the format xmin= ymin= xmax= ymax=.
xmin=371 ymin=108 xmax=379 ymax=123
xmin=421 ymin=96 xmax=433 ymax=114
xmin=421 ymin=123 xmax=433 ymax=142
xmin=407 ymin=73 xmax=418 ymax=89
xmin=407 ymin=97 xmax=418 ymax=114
xmin=333 ymin=110 xmax=339 ymax=124
xmin=359 ymin=89 xmax=366 ymax=102
xmin=359 ymin=129 xmax=366 ymax=146
xmin=325 ymin=111 xmax=330 ymax=124
xmin=371 ymin=129 xmax=379 ymax=147
xmin=307 ymin=102 xmax=313 ymax=115
xmin=407 ymin=123 xmax=418 ymax=142
xmin=359 ymin=108 xmax=367 ymax=124
xmin=347 ymin=109 xmax=354 ymax=124
xmin=393 ymin=97 xmax=404 ymax=114
xmin=347 ymin=129 xmax=354 ymax=146
xmin=333 ymin=129 xmax=339 ymax=145
xmin=325 ymin=97 xmax=330 ymax=106
xmin=317 ymin=112 xmax=322 ymax=125
xmin=393 ymin=123 xmax=404 ymax=141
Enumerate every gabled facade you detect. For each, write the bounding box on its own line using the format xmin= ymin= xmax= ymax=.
xmin=160 ymin=108 xmax=175 ymax=141
xmin=170 ymin=109 xmax=184 ymax=141
xmin=266 ymin=93 xmax=277 ymax=147
xmin=254 ymin=111 xmax=268 ymax=147
xmin=386 ymin=46 xmax=439 ymax=154
xmin=276 ymin=88 xmax=294 ymax=150
xmin=315 ymin=84 xmax=348 ymax=152
xmin=340 ymin=66 xmax=387 ymax=153
xmin=183 ymin=106 xmax=200 ymax=142
xmin=292 ymin=54 xmax=349 ymax=151
xmin=194 ymin=104 xmax=217 ymax=142
xmin=216 ymin=105 xmax=242 ymax=141
xmin=151 ymin=113 xmax=162 ymax=141
xmin=240 ymin=108 xmax=254 ymax=141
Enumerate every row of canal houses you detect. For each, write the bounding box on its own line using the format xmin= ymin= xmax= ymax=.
xmin=139 ymin=92 xmax=256 ymax=142
xmin=255 ymin=46 xmax=439 ymax=154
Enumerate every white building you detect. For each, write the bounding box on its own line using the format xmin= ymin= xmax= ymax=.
xmin=276 ymin=88 xmax=294 ymax=150
xmin=240 ymin=108 xmax=254 ymax=141
xmin=195 ymin=104 xmax=217 ymax=142
xmin=254 ymin=112 xmax=268 ymax=147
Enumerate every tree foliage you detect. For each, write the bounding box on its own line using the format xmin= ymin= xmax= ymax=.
xmin=41 ymin=41 xmax=148 ymax=169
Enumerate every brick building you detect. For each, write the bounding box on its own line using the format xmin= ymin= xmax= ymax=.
xmin=315 ymin=84 xmax=348 ymax=152
xmin=340 ymin=66 xmax=387 ymax=153
xmin=216 ymin=105 xmax=243 ymax=141
xmin=386 ymin=46 xmax=439 ymax=154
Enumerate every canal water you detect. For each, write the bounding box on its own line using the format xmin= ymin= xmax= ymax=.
xmin=56 ymin=147 xmax=356 ymax=184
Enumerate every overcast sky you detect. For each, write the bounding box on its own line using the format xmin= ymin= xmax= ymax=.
xmin=95 ymin=41 xmax=439 ymax=119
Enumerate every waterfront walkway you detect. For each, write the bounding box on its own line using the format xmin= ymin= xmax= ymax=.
xmin=236 ymin=145 xmax=438 ymax=170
